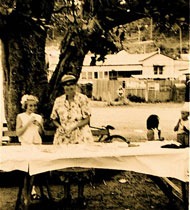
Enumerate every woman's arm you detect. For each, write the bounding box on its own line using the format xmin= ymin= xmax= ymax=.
xmin=75 ymin=116 xmax=90 ymax=129
xmin=16 ymin=115 xmax=35 ymax=136
xmin=52 ymin=119 xmax=62 ymax=129
xmin=67 ymin=116 xmax=90 ymax=133
xmin=52 ymin=119 xmax=67 ymax=134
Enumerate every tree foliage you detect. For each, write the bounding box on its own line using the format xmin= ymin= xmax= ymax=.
xmin=0 ymin=0 xmax=189 ymax=129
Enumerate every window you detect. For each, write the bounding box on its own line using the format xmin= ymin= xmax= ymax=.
xmin=99 ymin=72 xmax=103 ymax=79
xmin=88 ymin=72 xmax=92 ymax=79
xmin=122 ymin=81 xmax=125 ymax=88
xmin=81 ymin=72 xmax=87 ymax=79
xmin=154 ymin=65 xmax=164 ymax=75
xmin=154 ymin=66 xmax=158 ymax=74
xmin=159 ymin=67 xmax=163 ymax=74
xmin=94 ymin=72 xmax=98 ymax=79
xmin=109 ymin=70 xmax=117 ymax=80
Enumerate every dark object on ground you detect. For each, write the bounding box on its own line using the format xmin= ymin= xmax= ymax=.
xmin=127 ymin=94 xmax=145 ymax=102
xmin=161 ymin=144 xmax=187 ymax=149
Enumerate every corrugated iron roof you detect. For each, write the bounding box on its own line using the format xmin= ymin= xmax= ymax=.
xmin=83 ymin=50 xmax=158 ymax=66
xmin=180 ymin=54 xmax=190 ymax=61
xmin=132 ymin=74 xmax=178 ymax=79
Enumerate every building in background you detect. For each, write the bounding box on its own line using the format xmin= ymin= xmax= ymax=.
xmin=79 ymin=50 xmax=189 ymax=82
xmin=44 ymin=47 xmax=189 ymax=103
xmin=45 ymin=45 xmax=60 ymax=81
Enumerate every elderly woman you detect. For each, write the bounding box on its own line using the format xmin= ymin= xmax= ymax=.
xmin=50 ymin=74 xmax=94 ymax=206
xmin=50 ymin=74 xmax=94 ymax=145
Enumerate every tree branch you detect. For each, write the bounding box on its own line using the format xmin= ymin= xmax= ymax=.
xmin=53 ymin=6 xmax=71 ymax=14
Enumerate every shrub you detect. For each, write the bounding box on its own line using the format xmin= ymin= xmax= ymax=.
xmin=127 ymin=94 xmax=145 ymax=102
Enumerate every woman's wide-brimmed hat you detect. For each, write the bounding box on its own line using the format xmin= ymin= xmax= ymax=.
xmin=61 ymin=74 xmax=76 ymax=84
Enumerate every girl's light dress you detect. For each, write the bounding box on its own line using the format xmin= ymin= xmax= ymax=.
xmin=17 ymin=112 xmax=42 ymax=145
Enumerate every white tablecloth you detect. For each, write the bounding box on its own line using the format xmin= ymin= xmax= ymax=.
xmin=0 ymin=141 xmax=189 ymax=182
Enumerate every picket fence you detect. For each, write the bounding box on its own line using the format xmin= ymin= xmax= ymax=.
xmin=91 ymin=79 xmax=185 ymax=103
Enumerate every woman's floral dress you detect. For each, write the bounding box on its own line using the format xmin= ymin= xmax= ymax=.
xmin=50 ymin=92 xmax=94 ymax=144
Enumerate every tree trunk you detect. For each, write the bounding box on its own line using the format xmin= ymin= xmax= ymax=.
xmin=49 ymin=29 xmax=89 ymax=102
xmin=0 ymin=0 xmax=54 ymax=130
xmin=1 ymin=27 xmax=48 ymax=130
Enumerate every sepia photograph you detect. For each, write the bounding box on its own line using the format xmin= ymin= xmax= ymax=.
xmin=0 ymin=0 xmax=189 ymax=210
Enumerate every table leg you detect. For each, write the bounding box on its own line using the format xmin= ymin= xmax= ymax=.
xmin=15 ymin=173 xmax=25 ymax=210
xmin=148 ymin=175 xmax=174 ymax=202
xmin=15 ymin=173 xmax=33 ymax=210
xmin=78 ymin=181 xmax=84 ymax=199
xmin=77 ymin=181 xmax=87 ymax=208
xmin=61 ymin=180 xmax=71 ymax=209
xmin=41 ymin=172 xmax=53 ymax=200
xmin=64 ymin=181 xmax=71 ymax=199
xmin=182 ymin=182 xmax=189 ymax=210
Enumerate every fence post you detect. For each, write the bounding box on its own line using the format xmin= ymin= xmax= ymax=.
xmin=0 ymin=40 xmax=3 ymax=145
xmin=185 ymin=74 xmax=190 ymax=102
xmin=145 ymin=81 xmax=148 ymax=102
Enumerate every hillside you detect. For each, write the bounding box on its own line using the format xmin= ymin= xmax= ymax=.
xmin=47 ymin=17 xmax=189 ymax=60
xmin=112 ymin=18 xmax=189 ymax=58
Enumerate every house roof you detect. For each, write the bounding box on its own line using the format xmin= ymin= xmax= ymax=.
xmin=83 ymin=50 xmax=158 ymax=66
xmin=180 ymin=54 xmax=190 ymax=61
xmin=132 ymin=74 xmax=178 ymax=79
xmin=178 ymin=69 xmax=190 ymax=75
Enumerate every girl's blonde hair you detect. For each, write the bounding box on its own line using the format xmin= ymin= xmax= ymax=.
xmin=20 ymin=94 xmax=39 ymax=109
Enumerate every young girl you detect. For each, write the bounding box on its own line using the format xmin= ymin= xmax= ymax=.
xmin=146 ymin=114 xmax=163 ymax=140
xmin=16 ymin=94 xmax=45 ymax=200
xmin=16 ymin=94 xmax=44 ymax=145
xmin=174 ymin=102 xmax=189 ymax=147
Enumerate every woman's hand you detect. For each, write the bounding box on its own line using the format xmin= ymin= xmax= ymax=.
xmin=65 ymin=123 xmax=78 ymax=133
xmin=58 ymin=124 xmax=77 ymax=136
xmin=58 ymin=126 xmax=65 ymax=134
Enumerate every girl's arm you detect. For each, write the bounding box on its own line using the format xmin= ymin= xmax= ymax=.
xmin=158 ymin=129 xmax=161 ymax=139
xmin=183 ymin=119 xmax=189 ymax=134
xmin=33 ymin=118 xmax=45 ymax=135
xmin=174 ymin=119 xmax=181 ymax=131
xmin=16 ymin=115 xmax=35 ymax=136
xmin=183 ymin=126 xmax=189 ymax=134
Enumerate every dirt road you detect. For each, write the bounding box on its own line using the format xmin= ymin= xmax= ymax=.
xmin=91 ymin=102 xmax=183 ymax=141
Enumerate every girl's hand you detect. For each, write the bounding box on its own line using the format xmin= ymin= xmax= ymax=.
xmin=33 ymin=120 xmax=41 ymax=127
xmin=28 ymin=116 xmax=36 ymax=125
xmin=174 ymin=119 xmax=181 ymax=131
